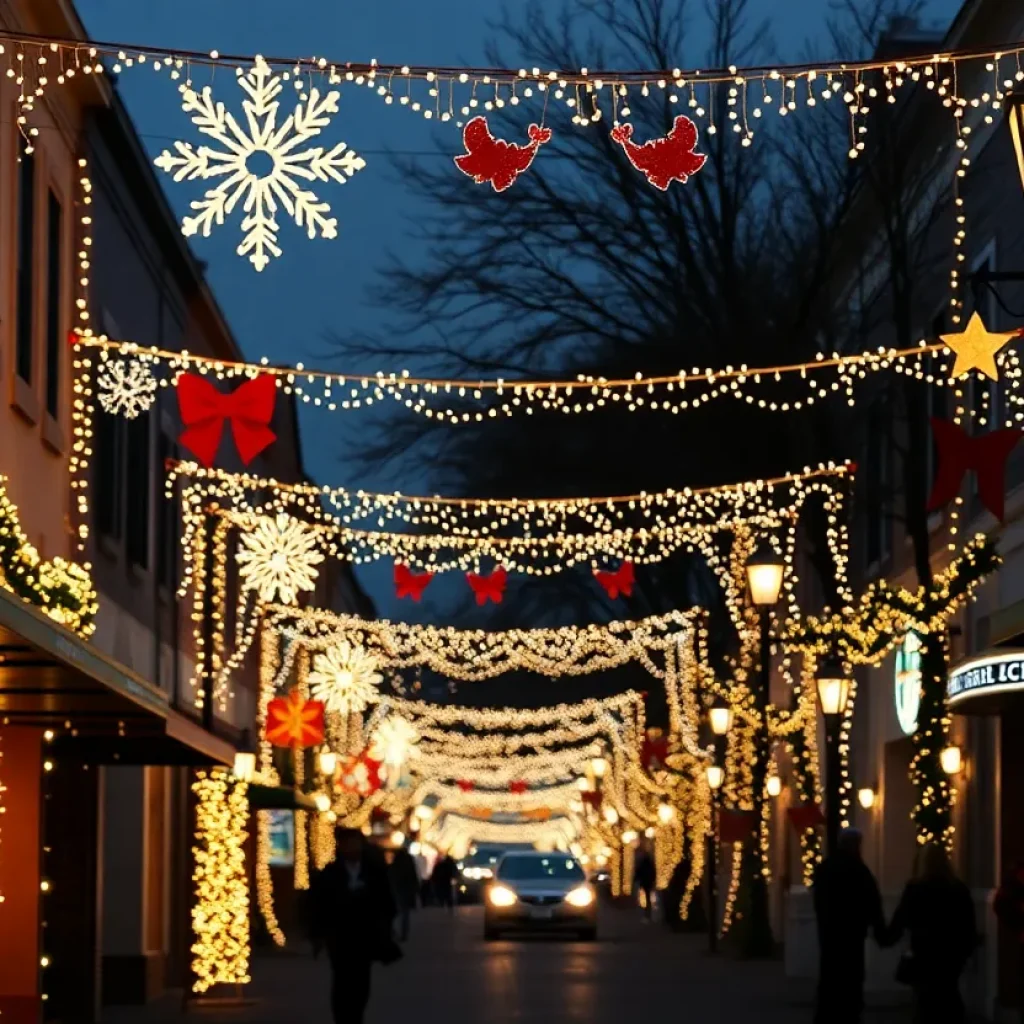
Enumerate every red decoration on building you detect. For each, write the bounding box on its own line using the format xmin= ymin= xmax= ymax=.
xmin=466 ymin=567 xmax=507 ymax=605
xmin=610 ymin=115 xmax=707 ymax=191
xmin=176 ymin=373 xmax=277 ymax=466
xmin=509 ymin=780 xmax=528 ymax=794
xmin=927 ymin=418 xmax=1024 ymax=521
xmin=394 ymin=563 xmax=434 ymax=601
xmin=264 ymin=688 xmax=325 ymax=749
xmin=581 ymin=790 xmax=602 ymax=809
xmin=454 ymin=116 xmax=553 ymax=192
xmin=786 ymin=803 xmax=825 ymax=834
xmin=595 ymin=561 xmax=635 ymax=599
xmin=641 ymin=736 xmax=668 ymax=772
xmin=718 ymin=808 xmax=755 ymax=844
xmin=337 ymin=751 xmax=385 ymax=796
xmin=456 ymin=779 xmax=475 ymax=793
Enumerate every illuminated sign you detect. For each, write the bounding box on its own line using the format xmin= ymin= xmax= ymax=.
xmin=266 ymin=810 xmax=295 ymax=867
xmin=894 ymin=632 xmax=923 ymax=735
xmin=948 ymin=649 xmax=1024 ymax=708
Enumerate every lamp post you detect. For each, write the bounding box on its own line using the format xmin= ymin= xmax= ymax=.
xmin=816 ymin=653 xmax=852 ymax=854
xmin=743 ymin=540 xmax=784 ymax=956
xmin=706 ymin=760 xmax=724 ymax=954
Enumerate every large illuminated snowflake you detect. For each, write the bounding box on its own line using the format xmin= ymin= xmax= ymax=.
xmin=97 ymin=358 xmax=158 ymax=419
xmin=236 ymin=513 xmax=324 ymax=604
xmin=308 ymin=641 xmax=383 ymax=716
xmin=154 ymin=56 xmax=366 ymax=272
xmin=369 ymin=716 xmax=421 ymax=771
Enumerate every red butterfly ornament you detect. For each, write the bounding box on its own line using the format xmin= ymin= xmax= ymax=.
xmin=610 ymin=115 xmax=707 ymax=190
xmin=337 ymin=751 xmax=385 ymax=796
xmin=454 ymin=116 xmax=553 ymax=192
xmin=927 ymin=418 xmax=1024 ymax=522
xmin=264 ymin=689 xmax=325 ymax=749
xmin=394 ymin=563 xmax=434 ymax=601
xmin=509 ymin=780 xmax=528 ymax=795
xmin=176 ymin=373 xmax=277 ymax=466
xmin=595 ymin=561 xmax=635 ymax=599
xmin=466 ymin=567 xmax=507 ymax=605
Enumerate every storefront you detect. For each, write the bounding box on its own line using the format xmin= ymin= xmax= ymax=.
xmin=0 ymin=587 xmax=234 ymax=1024
xmin=948 ymin=648 xmax=1024 ymax=1021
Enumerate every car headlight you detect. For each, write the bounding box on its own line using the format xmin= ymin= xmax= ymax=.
xmin=565 ymin=886 xmax=595 ymax=908
xmin=488 ymin=885 xmax=518 ymax=908
xmin=464 ymin=867 xmax=479 ymax=880
xmin=479 ymin=867 xmax=493 ymax=879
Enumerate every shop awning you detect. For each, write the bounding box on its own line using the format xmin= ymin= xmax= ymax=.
xmin=948 ymin=648 xmax=1024 ymax=715
xmin=0 ymin=587 xmax=234 ymax=765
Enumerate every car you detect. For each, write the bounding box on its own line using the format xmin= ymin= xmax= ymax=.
xmin=457 ymin=847 xmax=503 ymax=904
xmin=483 ymin=851 xmax=598 ymax=941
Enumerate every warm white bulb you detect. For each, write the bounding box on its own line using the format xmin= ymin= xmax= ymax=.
xmin=940 ymin=746 xmax=962 ymax=775
xmin=857 ymin=788 xmax=876 ymax=809
xmin=766 ymin=775 xmax=782 ymax=798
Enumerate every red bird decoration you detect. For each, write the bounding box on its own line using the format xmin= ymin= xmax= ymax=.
xmin=264 ymin=689 xmax=325 ymax=749
xmin=595 ymin=561 xmax=635 ymax=600
xmin=509 ymin=780 xmax=528 ymax=795
xmin=610 ymin=115 xmax=707 ymax=191
xmin=927 ymin=418 xmax=1024 ymax=521
xmin=466 ymin=567 xmax=507 ymax=605
xmin=456 ymin=779 xmax=475 ymax=793
xmin=176 ymin=373 xmax=277 ymax=466
xmin=454 ymin=116 xmax=553 ymax=192
xmin=394 ymin=563 xmax=434 ymax=601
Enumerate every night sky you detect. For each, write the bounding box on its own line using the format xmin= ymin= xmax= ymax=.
xmin=74 ymin=0 xmax=962 ymax=619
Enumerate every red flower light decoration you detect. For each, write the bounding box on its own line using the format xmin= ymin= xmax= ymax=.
xmin=466 ymin=567 xmax=507 ymax=605
xmin=264 ymin=688 xmax=325 ymax=749
xmin=337 ymin=751 xmax=385 ymax=796
xmin=509 ymin=780 xmax=528 ymax=795
xmin=610 ymin=115 xmax=707 ymax=191
xmin=176 ymin=373 xmax=277 ymax=466
xmin=454 ymin=116 xmax=552 ymax=192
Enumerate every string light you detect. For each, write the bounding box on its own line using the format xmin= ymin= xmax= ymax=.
xmin=191 ymin=771 xmax=251 ymax=994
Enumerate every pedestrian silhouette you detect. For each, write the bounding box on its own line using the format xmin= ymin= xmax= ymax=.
xmin=812 ymin=827 xmax=886 ymax=1024
xmin=432 ymin=851 xmax=458 ymax=912
xmin=633 ymin=844 xmax=657 ymax=921
xmin=308 ymin=828 xmax=402 ymax=1024
xmin=887 ymin=843 xmax=977 ymax=1024
xmin=390 ymin=842 xmax=421 ymax=941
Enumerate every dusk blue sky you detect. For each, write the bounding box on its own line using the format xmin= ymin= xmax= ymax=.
xmin=74 ymin=0 xmax=962 ymax=618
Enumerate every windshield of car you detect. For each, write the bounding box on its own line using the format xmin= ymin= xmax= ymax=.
xmin=497 ymin=856 xmax=585 ymax=882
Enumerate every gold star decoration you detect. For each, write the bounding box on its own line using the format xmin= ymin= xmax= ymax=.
xmin=940 ymin=312 xmax=1018 ymax=381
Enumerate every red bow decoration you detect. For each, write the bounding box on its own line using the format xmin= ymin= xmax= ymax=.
xmin=610 ymin=115 xmax=707 ymax=191
xmin=466 ymin=567 xmax=507 ymax=605
xmin=454 ymin=116 xmax=553 ymax=192
xmin=509 ymin=781 xmax=528 ymax=794
xmin=786 ymin=803 xmax=825 ymax=834
xmin=927 ymin=418 xmax=1023 ymax=522
xmin=394 ymin=563 xmax=434 ymax=601
xmin=264 ymin=688 xmax=325 ymax=749
xmin=641 ymin=736 xmax=669 ymax=772
xmin=595 ymin=561 xmax=635 ymax=599
xmin=581 ymin=790 xmax=602 ymax=809
xmin=718 ymin=808 xmax=756 ymax=844
xmin=176 ymin=373 xmax=277 ymax=466
xmin=456 ymin=779 xmax=475 ymax=793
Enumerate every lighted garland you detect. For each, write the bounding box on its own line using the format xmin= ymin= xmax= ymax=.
xmin=784 ymin=534 xmax=999 ymax=848
xmin=191 ymin=771 xmax=251 ymax=994
xmin=0 ymin=476 xmax=97 ymax=636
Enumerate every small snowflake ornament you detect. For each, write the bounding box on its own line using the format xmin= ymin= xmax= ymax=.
xmin=236 ymin=512 xmax=324 ymax=604
xmin=97 ymin=358 xmax=158 ymax=419
xmin=155 ymin=56 xmax=366 ymax=271
xmin=308 ymin=641 xmax=383 ymax=716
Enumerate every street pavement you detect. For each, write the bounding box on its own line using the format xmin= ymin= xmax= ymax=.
xmin=103 ymin=903 xmax=911 ymax=1023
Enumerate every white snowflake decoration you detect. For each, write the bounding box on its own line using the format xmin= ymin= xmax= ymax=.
xmin=308 ymin=641 xmax=383 ymax=717
xmin=155 ymin=56 xmax=366 ymax=271
xmin=236 ymin=512 xmax=324 ymax=604
xmin=368 ymin=717 xmax=421 ymax=771
xmin=97 ymin=358 xmax=158 ymax=419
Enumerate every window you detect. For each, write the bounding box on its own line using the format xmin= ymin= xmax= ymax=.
xmin=865 ymin=402 xmax=891 ymax=567
xmin=95 ymin=411 xmax=125 ymax=541
xmin=125 ymin=415 xmax=151 ymax=568
xmin=157 ymin=431 xmax=177 ymax=588
xmin=15 ymin=137 xmax=36 ymax=384
xmin=45 ymin=190 xmax=63 ymax=418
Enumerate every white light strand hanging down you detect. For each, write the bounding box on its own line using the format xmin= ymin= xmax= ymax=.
xmin=74 ymin=332 xmax=977 ymax=422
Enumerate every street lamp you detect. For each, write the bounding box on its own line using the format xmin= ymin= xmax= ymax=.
xmin=1009 ymin=93 xmax=1024 ymax=193
xmin=940 ymin=745 xmax=963 ymax=776
xmin=657 ymin=802 xmax=676 ymax=824
xmin=709 ymin=697 xmax=734 ymax=737
xmin=705 ymin=764 xmax=724 ymax=791
xmin=817 ymin=653 xmax=852 ymax=853
xmin=232 ymin=751 xmax=256 ymax=783
xmin=746 ymin=541 xmax=785 ymax=607
xmin=590 ymin=755 xmax=609 ymax=780
xmin=766 ymin=774 xmax=782 ymax=798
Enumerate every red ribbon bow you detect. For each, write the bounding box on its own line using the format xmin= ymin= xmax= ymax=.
xmin=927 ymin=418 xmax=1024 ymax=522
xmin=394 ymin=564 xmax=434 ymax=601
xmin=466 ymin=567 xmax=507 ymax=605
xmin=509 ymin=780 xmax=528 ymax=794
xmin=786 ymin=803 xmax=825 ymax=834
xmin=456 ymin=779 xmax=475 ymax=793
xmin=595 ymin=561 xmax=635 ymax=599
xmin=177 ymin=373 xmax=277 ymax=467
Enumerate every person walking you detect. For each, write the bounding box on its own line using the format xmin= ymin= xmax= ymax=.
xmin=663 ymin=851 xmax=692 ymax=931
xmin=432 ymin=851 xmax=458 ymax=912
xmin=308 ymin=828 xmax=402 ymax=1024
xmin=812 ymin=827 xmax=887 ymax=1024
xmin=633 ymin=844 xmax=657 ymax=921
xmin=887 ymin=843 xmax=977 ymax=1024
xmin=390 ymin=842 xmax=421 ymax=941
xmin=993 ymin=859 xmax=1024 ymax=1023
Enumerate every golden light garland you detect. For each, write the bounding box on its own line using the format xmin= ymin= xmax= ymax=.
xmin=254 ymin=810 xmax=285 ymax=947
xmin=191 ymin=771 xmax=251 ymax=994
